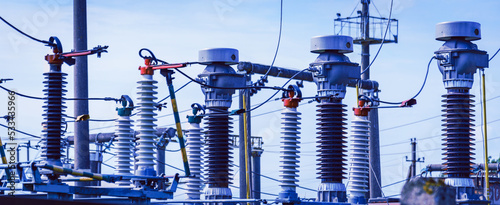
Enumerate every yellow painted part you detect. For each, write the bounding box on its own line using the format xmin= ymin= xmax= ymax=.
xmin=356 ymin=83 xmax=359 ymax=106
xmin=481 ymin=71 xmax=490 ymax=201
xmin=172 ymin=99 xmax=178 ymax=112
xmin=243 ymin=94 xmax=251 ymax=201
xmin=53 ymin=167 xmax=64 ymax=173
xmin=0 ymin=138 xmax=6 ymax=164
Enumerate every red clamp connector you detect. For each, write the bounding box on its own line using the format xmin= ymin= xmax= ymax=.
xmin=353 ymin=100 xmax=371 ymax=116
xmin=282 ymin=85 xmax=301 ymax=108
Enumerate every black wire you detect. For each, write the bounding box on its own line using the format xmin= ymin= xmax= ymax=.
xmin=490 ymin=48 xmax=500 ymax=61
xmin=0 ymin=123 xmax=40 ymax=138
xmin=248 ymin=68 xmax=309 ymax=112
xmin=154 ymin=159 xmax=184 ymax=172
xmin=263 ymin=0 xmax=283 ymax=77
xmin=0 ymin=85 xmax=120 ymax=102
xmin=376 ymin=56 xmax=434 ymax=105
xmin=381 ymin=178 xmax=408 ymax=188
xmin=0 ymin=16 xmax=55 ymax=47
xmin=0 ymin=85 xmax=45 ymax=100
xmin=173 ymin=68 xmax=288 ymax=91
xmin=360 ymin=0 xmax=394 ymax=75
xmin=157 ymin=81 xmax=192 ymax=104
xmin=65 ymin=115 xmax=116 ymax=122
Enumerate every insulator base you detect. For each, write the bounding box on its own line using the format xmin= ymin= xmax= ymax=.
xmin=279 ymin=107 xmax=301 ymax=191
xmin=186 ymin=122 xmax=204 ymax=200
xmin=441 ymin=89 xmax=475 ymax=178
xmin=347 ymin=116 xmax=370 ymax=199
xmin=41 ymin=66 xmax=66 ymax=180
xmin=204 ymin=107 xmax=233 ymax=190
xmin=317 ymin=182 xmax=347 ymax=203
xmin=316 ymin=100 xmax=347 ymax=183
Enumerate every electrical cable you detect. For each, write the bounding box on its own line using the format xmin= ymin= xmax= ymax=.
xmin=0 ymin=123 xmax=40 ymax=138
xmin=376 ymin=56 xmax=434 ymax=105
xmin=360 ymin=0 xmax=394 ymax=75
xmin=0 ymin=16 xmax=55 ymax=47
xmin=0 ymin=85 xmax=120 ymax=102
xmin=381 ymin=178 xmax=407 ymax=188
xmin=173 ymin=68 xmax=288 ymax=91
xmin=263 ymin=0 xmax=283 ymax=77
xmin=65 ymin=115 xmax=116 ymax=122
xmin=248 ymin=68 xmax=309 ymax=112
xmin=155 ymin=159 xmax=184 ymax=172
xmin=157 ymin=81 xmax=192 ymax=104
xmin=490 ymin=48 xmax=500 ymax=61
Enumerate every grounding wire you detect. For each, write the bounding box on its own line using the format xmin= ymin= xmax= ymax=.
xmin=376 ymin=56 xmax=434 ymax=105
xmin=0 ymin=16 xmax=55 ymax=47
xmin=381 ymin=178 xmax=408 ymax=188
xmin=490 ymin=48 xmax=500 ymax=61
xmin=371 ymin=0 xmax=384 ymax=18
xmin=360 ymin=0 xmax=394 ymax=75
xmin=0 ymin=123 xmax=40 ymax=138
xmin=263 ymin=0 xmax=283 ymax=78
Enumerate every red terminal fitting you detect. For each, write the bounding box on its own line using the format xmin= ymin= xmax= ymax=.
xmin=283 ymin=91 xmax=301 ymax=108
xmin=45 ymin=53 xmax=63 ymax=65
xmin=139 ymin=58 xmax=154 ymax=75
xmin=353 ymin=100 xmax=370 ymax=116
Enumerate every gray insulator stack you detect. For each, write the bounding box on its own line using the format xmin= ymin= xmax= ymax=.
xmin=114 ymin=114 xmax=134 ymax=186
xmin=185 ymin=118 xmax=204 ymax=200
xmin=41 ymin=64 xmax=66 ymax=173
xmin=279 ymin=107 xmax=301 ymax=196
xmin=135 ymin=74 xmax=158 ymax=177
xmin=347 ymin=115 xmax=370 ymax=203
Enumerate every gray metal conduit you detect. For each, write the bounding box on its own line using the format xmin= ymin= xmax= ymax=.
xmin=237 ymin=61 xmax=379 ymax=90
xmin=425 ymin=163 xmax=500 ymax=172
xmin=67 ymin=127 xmax=170 ymax=144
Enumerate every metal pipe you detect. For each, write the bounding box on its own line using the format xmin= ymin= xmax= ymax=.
xmin=73 ymin=0 xmax=91 ymax=192
xmin=481 ymin=70 xmax=490 ymax=200
xmin=425 ymin=163 xmax=500 ymax=172
xmin=239 ymin=75 xmax=252 ymax=199
xmin=237 ymin=62 xmax=314 ymax=82
xmin=252 ymin=149 xmax=262 ymax=202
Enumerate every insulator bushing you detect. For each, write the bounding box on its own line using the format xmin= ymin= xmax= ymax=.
xmin=41 ymin=65 xmax=66 ymax=169
xmin=185 ymin=121 xmax=204 ymax=200
xmin=203 ymin=108 xmax=233 ymax=199
xmin=316 ymin=99 xmax=347 ymax=202
xmin=279 ymin=107 xmax=301 ymax=194
xmin=135 ymin=74 xmax=158 ymax=177
xmin=114 ymin=114 xmax=134 ymax=186
xmin=347 ymin=115 xmax=370 ymax=201
xmin=441 ymin=89 xmax=475 ymax=178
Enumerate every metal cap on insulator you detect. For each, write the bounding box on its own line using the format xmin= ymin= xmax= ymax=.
xmin=139 ymin=58 xmax=154 ymax=75
xmin=436 ymin=21 xmax=481 ymax=41
xmin=198 ymin=48 xmax=239 ymax=65
xmin=353 ymin=100 xmax=370 ymax=116
xmin=282 ymin=85 xmax=302 ymax=108
xmin=310 ymin=35 xmax=353 ymax=54
xmin=187 ymin=103 xmax=205 ymax=124
xmin=116 ymin=95 xmax=134 ymax=116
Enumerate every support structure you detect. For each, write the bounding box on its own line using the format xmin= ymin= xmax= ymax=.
xmin=198 ymin=48 xmax=245 ymax=201
xmin=309 ymin=35 xmax=360 ymax=203
xmin=405 ymin=138 xmax=424 ymax=178
xmin=251 ymin=138 xmax=263 ymax=202
xmin=73 ymin=0 xmax=91 ymax=192
xmin=434 ymin=21 xmax=489 ymax=203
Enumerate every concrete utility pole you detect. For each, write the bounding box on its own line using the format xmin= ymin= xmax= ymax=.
xmin=73 ymin=0 xmax=90 ymax=193
xmin=360 ymin=0 xmax=382 ymax=198
xmin=405 ymin=138 xmax=424 ymax=178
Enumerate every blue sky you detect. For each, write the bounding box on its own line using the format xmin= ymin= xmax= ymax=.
xmin=1 ymin=0 xmax=500 ymax=199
